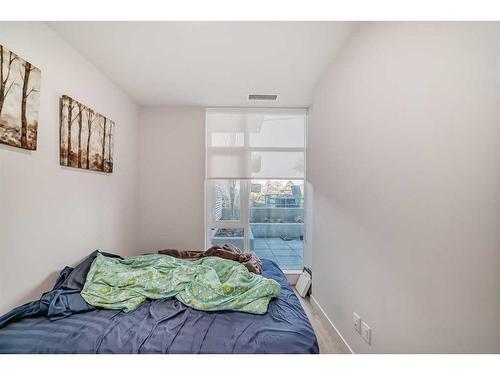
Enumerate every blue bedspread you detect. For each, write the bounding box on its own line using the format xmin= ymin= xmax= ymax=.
xmin=0 ymin=259 xmax=318 ymax=354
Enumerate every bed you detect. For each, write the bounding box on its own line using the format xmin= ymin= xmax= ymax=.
xmin=0 ymin=258 xmax=318 ymax=354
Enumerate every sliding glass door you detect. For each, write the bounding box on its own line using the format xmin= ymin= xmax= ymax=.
xmin=205 ymin=108 xmax=306 ymax=270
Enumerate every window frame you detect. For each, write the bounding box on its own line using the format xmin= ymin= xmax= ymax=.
xmin=205 ymin=108 xmax=307 ymax=263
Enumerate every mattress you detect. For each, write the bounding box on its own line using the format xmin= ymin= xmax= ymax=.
xmin=0 ymin=259 xmax=319 ymax=354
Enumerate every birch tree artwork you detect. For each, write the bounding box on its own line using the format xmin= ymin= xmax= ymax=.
xmin=0 ymin=45 xmax=41 ymax=150
xmin=60 ymin=95 xmax=114 ymax=173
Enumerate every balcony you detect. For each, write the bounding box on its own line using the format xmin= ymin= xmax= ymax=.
xmin=252 ymin=237 xmax=303 ymax=270
xmin=211 ymin=206 xmax=304 ymax=270
xmin=210 ymin=179 xmax=304 ymax=270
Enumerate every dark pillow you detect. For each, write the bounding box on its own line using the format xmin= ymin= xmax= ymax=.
xmin=52 ymin=266 xmax=74 ymax=290
xmin=60 ymin=250 xmax=123 ymax=291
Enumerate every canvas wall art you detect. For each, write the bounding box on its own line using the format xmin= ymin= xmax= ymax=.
xmin=60 ymin=95 xmax=114 ymax=173
xmin=0 ymin=45 xmax=41 ymax=150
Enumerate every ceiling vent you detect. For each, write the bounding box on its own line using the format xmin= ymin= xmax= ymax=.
xmin=248 ymin=94 xmax=278 ymax=101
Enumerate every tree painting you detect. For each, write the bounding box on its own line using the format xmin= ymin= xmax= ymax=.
xmin=0 ymin=45 xmax=41 ymax=150
xmin=60 ymin=95 xmax=115 ymax=173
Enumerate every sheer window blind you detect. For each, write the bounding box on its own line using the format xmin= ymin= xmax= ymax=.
xmin=206 ymin=108 xmax=306 ymax=180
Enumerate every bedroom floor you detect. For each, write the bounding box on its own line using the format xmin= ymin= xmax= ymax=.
xmin=295 ymin=293 xmax=350 ymax=354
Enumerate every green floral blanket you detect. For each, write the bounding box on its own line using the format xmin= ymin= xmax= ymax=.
xmin=80 ymin=253 xmax=281 ymax=314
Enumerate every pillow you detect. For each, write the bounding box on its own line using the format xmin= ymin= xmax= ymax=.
xmin=60 ymin=250 xmax=123 ymax=291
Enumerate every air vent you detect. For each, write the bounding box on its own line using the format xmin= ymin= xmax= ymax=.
xmin=248 ymin=94 xmax=278 ymax=101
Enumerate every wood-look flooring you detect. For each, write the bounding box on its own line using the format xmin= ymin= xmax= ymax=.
xmin=295 ymin=292 xmax=351 ymax=354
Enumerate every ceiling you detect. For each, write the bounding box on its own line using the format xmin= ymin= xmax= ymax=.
xmin=48 ymin=22 xmax=353 ymax=107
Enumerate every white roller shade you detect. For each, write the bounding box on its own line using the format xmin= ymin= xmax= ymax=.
xmin=206 ymin=108 xmax=306 ymax=179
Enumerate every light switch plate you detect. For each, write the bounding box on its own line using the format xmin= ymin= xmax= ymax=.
xmin=361 ymin=321 xmax=371 ymax=344
xmin=353 ymin=312 xmax=361 ymax=333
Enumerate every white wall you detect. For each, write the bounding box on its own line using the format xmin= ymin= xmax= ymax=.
xmin=308 ymin=22 xmax=500 ymax=353
xmin=138 ymin=107 xmax=205 ymax=252
xmin=0 ymin=22 xmax=140 ymax=313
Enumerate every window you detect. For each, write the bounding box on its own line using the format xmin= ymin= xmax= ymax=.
xmin=206 ymin=108 xmax=306 ymax=270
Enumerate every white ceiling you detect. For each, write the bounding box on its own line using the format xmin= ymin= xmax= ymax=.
xmin=48 ymin=22 xmax=353 ymax=107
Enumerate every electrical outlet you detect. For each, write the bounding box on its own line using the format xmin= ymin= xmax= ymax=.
xmin=353 ymin=312 xmax=361 ymax=333
xmin=361 ymin=321 xmax=371 ymax=345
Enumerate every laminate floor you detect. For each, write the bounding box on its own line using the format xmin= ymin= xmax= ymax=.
xmin=295 ymin=292 xmax=351 ymax=354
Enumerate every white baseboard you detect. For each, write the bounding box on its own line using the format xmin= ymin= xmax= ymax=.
xmin=310 ymin=295 xmax=354 ymax=354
